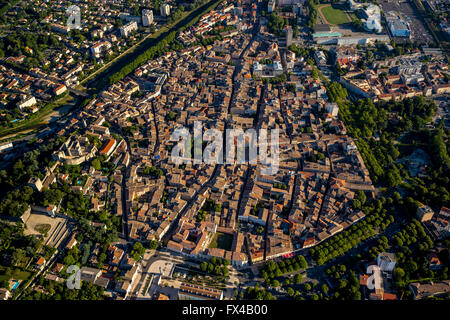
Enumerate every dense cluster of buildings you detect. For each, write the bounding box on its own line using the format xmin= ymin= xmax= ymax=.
xmin=177 ymin=3 xmax=246 ymax=47
xmin=0 ymin=0 xmax=165 ymax=123
xmin=1 ymin=0 xmax=448 ymax=302
xmin=0 ymin=63 xmax=68 ymax=115
xmin=44 ymin=2 xmax=376 ymax=275
xmin=417 ymin=205 xmax=450 ymax=240
xmin=337 ymin=50 xmax=450 ymax=102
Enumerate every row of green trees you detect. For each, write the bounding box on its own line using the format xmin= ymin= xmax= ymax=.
xmin=310 ymin=201 xmax=395 ymax=265
xmin=305 ymin=0 xmax=318 ymax=29
xmin=261 ymin=255 xmax=308 ymax=280
xmin=105 ymin=0 xmax=223 ymax=86
xmin=241 ymin=282 xmax=276 ymax=300
xmin=335 ymin=84 xmax=449 ymax=207
xmin=21 ymin=278 xmax=105 ymax=300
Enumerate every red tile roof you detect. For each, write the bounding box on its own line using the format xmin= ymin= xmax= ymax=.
xmin=99 ymin=138 xmax=116 ymax=155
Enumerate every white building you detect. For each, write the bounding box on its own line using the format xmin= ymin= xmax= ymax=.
xmin=253 ymin=61 xmax=283 ymax=77
xmin=386 ymin=11 xmax=410 ymax=38
xmin=361 ymin=4 xmax=382 ymax=33
xmin=142 ymin=9 xmax=153 ymax=26
xmin=17 ymin=96 xmax=37 ymax=111
xmin=0 ymin=142 xmax=13 ymax=154
xmin=268 ymin=0 xmax=276 ymax=13
xmin=90 ymin=41 xmax=112 ymax=57
xmin=327 ymin=103 xmax=339 ymax=117
xmin=160 ymin=4 xmax=170 ymax=17
xmin=120 ymin=21 xmax=138 ymax=38
xmin=377 ymin=252 xmax=396 ymax=273
xmin=119 ymin=13 xmax=141 ymax=23
xmin=30 ymin=205 xmax=57 ymax=217
xmin=314 ymin=50 xmax=327 ymax=66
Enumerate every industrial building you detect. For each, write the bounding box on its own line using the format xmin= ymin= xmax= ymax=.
xmin=386 ymin=11 xmax=411 ymax=38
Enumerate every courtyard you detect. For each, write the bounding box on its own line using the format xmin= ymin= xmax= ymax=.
xmin=208 ymin=232 xmax=234 ymax=251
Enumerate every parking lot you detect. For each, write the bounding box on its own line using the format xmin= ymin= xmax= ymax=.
xmin=380 ymin=0 xmax=433 ymax=44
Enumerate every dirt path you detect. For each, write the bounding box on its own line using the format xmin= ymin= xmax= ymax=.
xmin=317 ymin=4 xmax=353 ymax=25
xmin=343 ymin=9 xmax=353 ymax=22
xmin=317 ymin=5 xmax=330 ymax=25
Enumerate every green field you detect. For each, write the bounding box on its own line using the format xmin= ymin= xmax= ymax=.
xmin=320 ymin=5 xmax=351 ymax=25
xmin=0 ymin=267 xmax=32 ymax=284
xmin=208 ymin=232 xmax=233 ymax=251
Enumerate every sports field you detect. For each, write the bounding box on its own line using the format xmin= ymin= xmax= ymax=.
xmin=319 ymin=5 xmax=352 ymax=25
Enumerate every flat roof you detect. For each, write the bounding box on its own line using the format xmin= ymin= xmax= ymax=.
xmin=313 ymin=32 xmax=342 ymax=38
xmin=179 ymin=283 xmax=223 ymax=300
xmin=314 ymin=24 xmax=331 ymax=33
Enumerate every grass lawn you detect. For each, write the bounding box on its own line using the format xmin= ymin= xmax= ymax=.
xmin=208 ymin=232 xmax=234 ymax=251
xmin=0 ymin=267 xmax=32 ymax=283
xmin=321 ymin=5 xmax=351 ymax=25
xmin=34 ymin=223 xmax=51 ymax=235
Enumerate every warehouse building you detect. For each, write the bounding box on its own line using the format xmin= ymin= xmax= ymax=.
xmin=386 ymin=11 xmax=411 ymax=38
